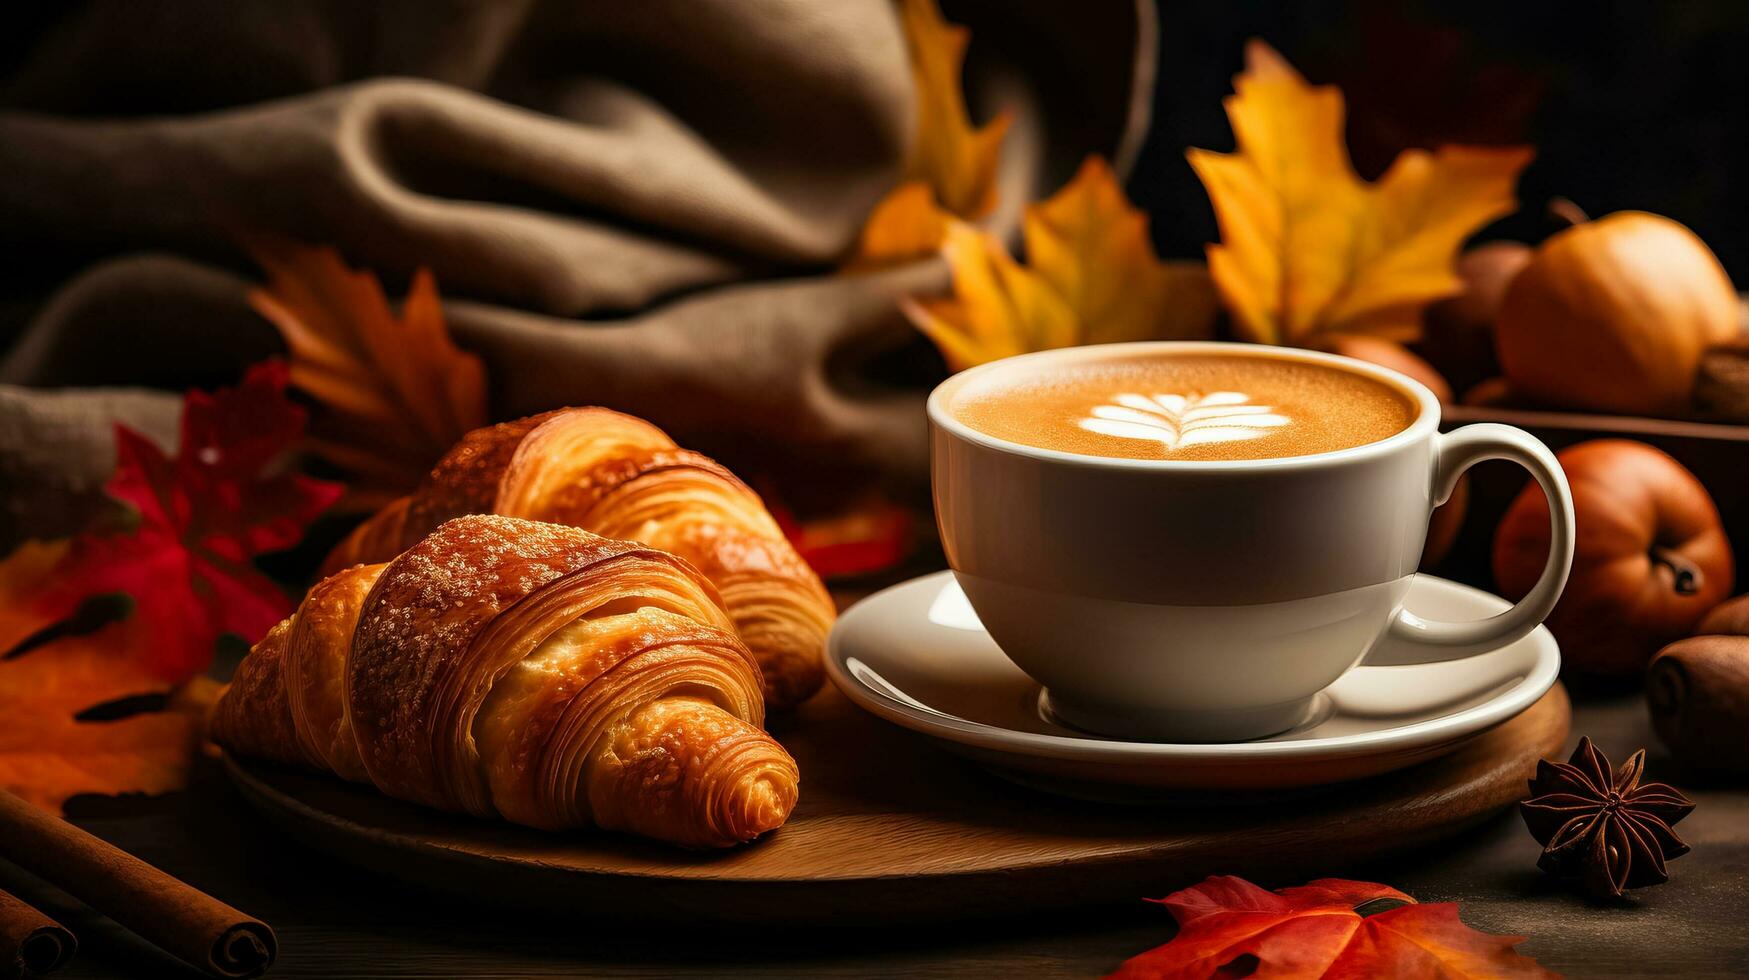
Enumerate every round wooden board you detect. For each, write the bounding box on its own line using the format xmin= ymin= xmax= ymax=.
xmin=224 ymin=682 xmax=1570 ymax=924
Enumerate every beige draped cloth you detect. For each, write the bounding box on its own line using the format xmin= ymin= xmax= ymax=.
xmin=0 ymin=0 xmax=1152 ymax=548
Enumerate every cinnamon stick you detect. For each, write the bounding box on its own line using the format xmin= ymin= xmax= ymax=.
xmin=1694 ymin=341 xmax=1749 ymax=423
xmin=0 ymin=791 xmax=274 ymax=979
xmin=0 ymin=887 xmax=75 ymax=978
xmin=1647 ymin=636 xmax=1749 ymax=774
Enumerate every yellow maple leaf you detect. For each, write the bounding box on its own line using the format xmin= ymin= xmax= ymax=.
xmin=0 ymin=542 xmax=216 ymax=814
xmin=246 ymin=240 xmax=489 ymax=502
xmin=899 ymin=0 xmax=1011 ymax=220
xmin=1026 ymin=157 xmax=1219 ymax=347
xmin=850 ymin=0 xmax=1009 ymax=268
xmin=902 ymin=156 xmax=1217 ymax=371
xmin=1187 ymin=40 xmax=1532 ymax=346
xmin=903 ymin=221 xmax=1078 ymax=370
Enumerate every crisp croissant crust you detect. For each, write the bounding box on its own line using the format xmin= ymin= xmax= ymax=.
xmin=322 ymin=408 xmax=835 ymax=710
xmin=213 ymin=515 xmax=799 ymax=849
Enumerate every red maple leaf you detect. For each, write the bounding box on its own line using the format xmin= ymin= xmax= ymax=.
xmin=770 ymin=497 xmax=915 ymax=580
xmin=41 ymin=361 xmax=342 ymax=683
xmin=1108 ymin=876 xmax=1556 ymax=979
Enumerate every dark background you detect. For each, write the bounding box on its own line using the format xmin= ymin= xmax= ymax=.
xmin=1133 ymin=1 xmax=1747 ymax=279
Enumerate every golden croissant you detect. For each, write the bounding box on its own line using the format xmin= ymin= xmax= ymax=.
xmin=213 ymin=515 xmax=799 ymax=849
xmin=322 ymin=408 xmax=834 ymax=710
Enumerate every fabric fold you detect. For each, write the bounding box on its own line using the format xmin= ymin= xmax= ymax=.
xmin=2 ymin=0 xmax=1153 ymax=533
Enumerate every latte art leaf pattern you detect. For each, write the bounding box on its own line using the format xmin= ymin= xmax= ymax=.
xmin=1079 ymin=392 xmax=1290 ymax=451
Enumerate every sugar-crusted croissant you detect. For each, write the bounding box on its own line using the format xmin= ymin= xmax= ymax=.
xmin=213 ymin=515 xmax=799 ymax=849
xmin=321 ymin=408 xmax=834 ymax=710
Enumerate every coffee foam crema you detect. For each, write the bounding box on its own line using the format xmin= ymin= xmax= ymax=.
xmin=949 ymin=353 xmax=1418 ymax=461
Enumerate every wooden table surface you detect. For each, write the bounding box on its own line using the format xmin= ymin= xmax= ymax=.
xmin=2 ymin=691 xmax=1742 ymax=979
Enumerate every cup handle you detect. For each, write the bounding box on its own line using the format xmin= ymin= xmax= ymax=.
xmin=1362 ymin=423 xmax=1574 ymax=666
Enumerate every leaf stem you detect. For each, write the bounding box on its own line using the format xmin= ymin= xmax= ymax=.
xmin=1548 ymin=197 xmax=1590 ymax=228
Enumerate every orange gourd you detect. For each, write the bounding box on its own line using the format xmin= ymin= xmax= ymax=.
xmin=1494 ymin=440 xmax=1733 ymax=678
xmin=1496 ymin=212 xmax=1738 ymax=417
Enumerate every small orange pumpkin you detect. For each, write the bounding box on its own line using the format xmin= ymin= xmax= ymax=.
xmin=1496 ymin=212 xmax=1738 ymax=418
xmin=1494 ymin=439 xmax=1733 ymax=678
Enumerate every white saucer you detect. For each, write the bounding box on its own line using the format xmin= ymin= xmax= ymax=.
xmin=824 ymin=571 xmax=1561 ymax=798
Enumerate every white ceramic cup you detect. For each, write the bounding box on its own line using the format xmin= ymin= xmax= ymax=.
xmin=928 ymin=341 xmax=1575 ymax=743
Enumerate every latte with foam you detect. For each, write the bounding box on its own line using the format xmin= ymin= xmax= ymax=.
xmin=947 ymin=352 xmax=1417 ymax=461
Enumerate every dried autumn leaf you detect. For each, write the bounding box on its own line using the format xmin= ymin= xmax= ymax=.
xmin=898 ymin=0 xmax=1011 ymax=219
xmin=902 ymin=157 xmax=1216 ymax=370
xmin=0 ymin=544 xmax=218 ymax=815
xmin=247 ymin=239 xmax=488 ymax=500
xmin=772 ymin=497 xmax=915 ymax=580
xmin=903 ymin=221 xmax=1077 ymax=370
xmin=0 ymin=539 xmax=66 ymax=652
xmin=1026 ymin=157 xmax=1218 ymax=347
xmin=1108 ymin=876 xmax=1556 ymax=979
xmin=849 ymin=181 xmax=955 ymax=268
xmin=1188 ymin=40 xmax=1532 ymax=346
xmin=43 ymin=362 xmax=341 ymax=683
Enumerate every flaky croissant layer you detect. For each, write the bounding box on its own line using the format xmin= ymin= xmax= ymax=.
xmin=213 ymin=514 xmax=799 ymax=849
xmin=321 ymin=407 xmax=835 ymax=710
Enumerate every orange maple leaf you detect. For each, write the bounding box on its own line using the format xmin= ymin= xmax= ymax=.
xmin=246 ymin=240 xmax=488 ymax=502
xmin=1187 ymin=40 xmax=1532 ymax=346
xmin=0 ymin=539 xmax=65 ymax=650
xmin=1109 ymin=876 xmax=1557 ymax=979
xmin=849 ymin=181 xmax=954 ymax=269
xmin=903 ymin=157 xmax=1216 ymax=370
xmin=0 ymin=542 xmax=216 ymax=815
xmin=898 ymin=0 xmax=1011 ymax=220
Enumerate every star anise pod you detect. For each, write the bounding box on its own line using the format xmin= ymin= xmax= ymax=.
xmin=1519 ymin=736 xmax=1695 ymax=900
